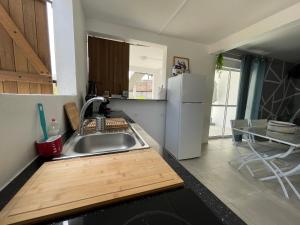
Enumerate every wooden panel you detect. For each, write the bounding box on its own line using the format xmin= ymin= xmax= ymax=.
xmin=88 ymin=37 xmax=129 ymax=95
xmin=0 ymin=150 xmax=183 ymax=225
xmin=0 ymin=0 xmax=15 ymax=71
xmin=3 ymin=81 xmax=17 ymax=93
xmin=0 ymin=81 xmax=3 ymax=92
xmin=29 ymin=83 xmax=41 ymax=94
xmin=40 ymin=83 xmax=52 ymax=94
xmin=0 ymin=2 xmax=50 ymax=75
xmin=0 ymin=0 xmax=52 ymax=94
xmin=9 ymin=0 xmax=28 ymax=73
xmin=17 ymin=82 xmax=30 ymax=94
xmin=0 ymin=70 xmax=52 ymax=84
xmin=22 ymin=0 xmax=38 ymax=73
xmin=64 ymin=102 xmax=80 ymax=131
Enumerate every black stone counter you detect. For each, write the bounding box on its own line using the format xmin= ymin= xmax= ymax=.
xmin=0 ymin=112 xmax=246 ymax=225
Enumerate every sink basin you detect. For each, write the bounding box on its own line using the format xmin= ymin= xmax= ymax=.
xmin=55 ymin=124 xmax=149 ymax=160
xmin=74 ymin=133 xmax=136 ymax=154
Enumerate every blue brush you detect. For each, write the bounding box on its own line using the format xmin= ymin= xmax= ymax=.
xmin=37 ymin=103 xmax=48 ymax=141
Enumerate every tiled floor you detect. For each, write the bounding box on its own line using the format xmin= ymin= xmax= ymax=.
xmin=180 ymin=138 xmax=300 ymax=225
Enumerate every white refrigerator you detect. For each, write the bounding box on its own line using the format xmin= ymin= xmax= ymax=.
xmin=165 ymin=74 xmax=206 ymax=160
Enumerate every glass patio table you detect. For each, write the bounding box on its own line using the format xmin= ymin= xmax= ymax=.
xmin=232 ymin=127 xmax=300 ymax=199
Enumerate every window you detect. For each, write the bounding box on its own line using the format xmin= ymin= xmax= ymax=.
xmin=129 ymin=72 xmax=153 ymax=99
xmin=209 ymin=62 xmax=241 ymax=138
xmin=129 ymin=44 xmax=166 ymax=99
xmin=0 ymin=0 xmax=54 ymax=94
xmin=87 ymin=36 xmax=167 ymax=100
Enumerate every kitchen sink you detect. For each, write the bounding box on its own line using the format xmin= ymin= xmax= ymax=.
xmin=74 ymin=133 xmax=136 ymax=153
xmin=54 ymin=124 xmax=149 ymax=160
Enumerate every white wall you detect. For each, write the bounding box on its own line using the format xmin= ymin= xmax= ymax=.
xmin=109 ymin=99 xmax=166 ymax=146
xmin=73 ymin=0 xmax=88 ymax=101
xmin=0 ymin=0 xmax=87 ymax=190
xmin=0 ymin=95 xmax=77 ymax=189
xmin=86 ymin=20 xmax=216 ymax=144
xmin=53 ymin=0 xmax=77 ymax=95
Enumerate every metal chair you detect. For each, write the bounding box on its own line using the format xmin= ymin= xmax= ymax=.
xmin=230 ymin=119 xmax=288 ymax=178
xmin=249 ymin=119 xmax=268 ymax=128
xmin=261 ymin=152 xmax=300 ymax=200
xmin=230 ymin=119 xmax=256 ymax=175
xmin=249 ymin=119 xmax=268 ymax=142
xmin=231 ymin=119 xmax=249 ymax=145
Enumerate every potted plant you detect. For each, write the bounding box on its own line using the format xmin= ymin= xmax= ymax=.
xmin=215 ymin=54 xmax=224 ymax=71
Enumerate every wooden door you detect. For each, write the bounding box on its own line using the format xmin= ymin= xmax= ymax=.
xmin=0 ymin=0 xmax=52 ymax=94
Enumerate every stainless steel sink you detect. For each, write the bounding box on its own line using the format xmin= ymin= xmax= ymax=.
xmin=54 ymin=124 xmax=149 ymax=160
xmin=74 ymin=133 xmax=136 ymax=153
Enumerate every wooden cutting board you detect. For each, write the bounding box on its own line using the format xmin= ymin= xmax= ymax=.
xmin=64 ymin=102 xmax=80 ymax=131
xmin=0 ymin=149 xmax=183 ymax=225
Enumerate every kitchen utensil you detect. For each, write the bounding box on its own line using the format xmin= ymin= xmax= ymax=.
xmin=36 ymin=135 xmax=62 ymax=157
xmin=0 ymin=150 xmax=183 ymax=225
xmin=85 ymin=117 xmax=128 ymax=133
xmin=37 ymin=103 xmax=48 ymax=141
xmin=64 ymin=102 xmax=80 ymax=131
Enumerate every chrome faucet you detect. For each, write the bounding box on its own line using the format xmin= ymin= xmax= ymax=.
xmin=79 ymin=96 xmax=106 ymax=135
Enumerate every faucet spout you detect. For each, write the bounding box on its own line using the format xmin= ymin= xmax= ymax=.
xmin=79 ymin=96 xmax=106 ymax=135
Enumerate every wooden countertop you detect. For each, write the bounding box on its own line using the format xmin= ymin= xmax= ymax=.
xmin=0 ymin=149 xmax=183 ymax=225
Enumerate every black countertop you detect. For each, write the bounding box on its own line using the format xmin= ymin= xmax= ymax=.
xmin=0 ymin=112 xmax=246 ymax=225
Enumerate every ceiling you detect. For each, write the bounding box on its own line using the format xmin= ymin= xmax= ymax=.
xmin=238 ymin=21 xmax=300 ymax=63
xmin=82 ymin=0 xmax=300 ymax=44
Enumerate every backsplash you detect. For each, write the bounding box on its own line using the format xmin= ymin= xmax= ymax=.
xmin=259 ymin=58 xmax=300 ymax=121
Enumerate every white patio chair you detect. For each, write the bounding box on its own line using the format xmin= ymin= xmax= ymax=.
xmin=249 ymin=119 xmax=268 ymax=128
xmin=230 ymin=119 xmax=256 ymax=175
xmin=260 ymin=152 xmax=300 ymax=200
xmin=231 ymin=119 xmax=249 ymax=145
xmin=230 ymin=119 xmax=289 ymax=179
xmin=249 ymin=119 xmax=268 ymax=142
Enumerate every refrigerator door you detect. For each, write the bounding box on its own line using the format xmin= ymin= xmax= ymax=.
xmin=165 ymin=76 xmax=182 ymax=158
xmin=178 ymin=102 xmax=203 ymax=160
xmin=181 ymin=75 xmax=206 ymax=103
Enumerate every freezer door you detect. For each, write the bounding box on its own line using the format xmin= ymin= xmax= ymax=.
xmin=167 ymin=75 xmax=181 ymax=102
xmin=178 ymin=103 xmax=203 ymax=160
xmin=181 ymin=75 xmax=206 ymax=103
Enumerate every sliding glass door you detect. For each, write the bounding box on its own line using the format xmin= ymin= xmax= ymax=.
xmin=209 ymin=68 xmax=241 ymax=138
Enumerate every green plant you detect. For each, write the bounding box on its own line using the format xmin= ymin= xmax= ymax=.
xmin=215 ymin=54 xmax=224 ymax=71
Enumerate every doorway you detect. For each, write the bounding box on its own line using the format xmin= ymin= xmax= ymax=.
xmin=209 ymin=67 xmax=241 ymax=138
